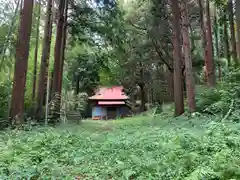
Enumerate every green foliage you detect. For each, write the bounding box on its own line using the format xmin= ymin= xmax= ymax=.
xmin=196 ymin=69 xmax=240 ymax=116
xmin=0 ymin=114 xmax=240 ymax=179
xmin=61 ymin=90 xmax=88 ymax=116
xmin=0 ymin=25 xmax=8 ymax=53
xmin=0 ymin=82 xmax=10 ymax=118
xmin=67 ymin=53 xmax=101 ymax=93
xmin=67 ymin=0 xmax=125 ymax=93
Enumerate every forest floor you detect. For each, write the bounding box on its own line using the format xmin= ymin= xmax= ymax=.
xmin=1 ymin=109 xmax=240 ymax=179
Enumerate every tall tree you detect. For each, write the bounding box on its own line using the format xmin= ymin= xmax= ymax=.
xmin=228 ymin=0 xmax=238 ymax=66
xmin=213 ymin=5 xmax=221 ymax=80
xmin=198 ymin=0 xmax=216 ymax=86
xmin=171 ymin=0 xmax=184 ymax=116
xmin=223 ymin=10 xmax=231 ymax=65
xmin=10 ymin=0 xmax=34 ymax=124
xmin=35 ymin=0 xmax=53 ymax=120
xmin=236 ymin=0 xmax=240 ymax=59
xmin=181 ymin=1 xmax=196 ymax=112
xmin=198 ymin=0 xmax=207 ymax=79
xmin=52 ymin=0 xmax=66 ymax=119
xmin=59 ymin=0 xmax=68 ymax=103
xmin=198 ymin=0 xmax=208 ymax=81
xmin=32 ymin=1 xmax=41 ymax=100
xmin=205 ymin=0 xmax=216 ymax=86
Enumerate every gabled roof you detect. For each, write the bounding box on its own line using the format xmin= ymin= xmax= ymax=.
xmin=89 ymin=86 xmax=129 ymax=100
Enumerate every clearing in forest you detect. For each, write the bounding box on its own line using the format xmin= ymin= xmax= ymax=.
xmin=1 ymin=114 xmax=240 ymax=179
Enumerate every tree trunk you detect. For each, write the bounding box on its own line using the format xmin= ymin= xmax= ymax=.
xmin=75 ymin=75 xmax=80 ymax=95
xmin=167 ymin=71 xmax=174 ymax=101
xmin=35 ymin=0 xmax=53 ymax=120
xmin=59 ymin=0 xmax=68 ymax=101
xmin=198 ymin=0 xmax=216 ymax=86
xmin=138 ymin=61 xmax=146 ymax=112
xmin=171 ymin=0 xmax=184 ymax=116
xmin=213 ymin=5 xmax=221 ymax=80
xmin=236 ymin=0 xmax=240 ymax=59
xmin=198 ymin=0 xmax=207 ymax=81
xmin=139 ymin=83 xmax=146 ymax=112
xmin=181 ymin=1 xmax=196 ymax=112
xmin=49 ymin=71 xmax=54 ymax=102
xmin=223 ymin=11 xmax=231 ymax=66
xmin=205 ymin=0 xmax=216 ymax=86
xmin=52 ymin=0 xmax=66 ymax=119
xmin=32 ymin=2 xmax=41 ymax=100
xmin=190 ymin=25 xmax=195 ymax=53
xmin=10 ymin=0 xmax=34 ymax=124
xmin=228 ymin=0 xmax=238 ymax=66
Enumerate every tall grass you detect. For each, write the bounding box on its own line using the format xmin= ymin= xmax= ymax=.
xmin=1 ymin=112 xmax=240 ymax=179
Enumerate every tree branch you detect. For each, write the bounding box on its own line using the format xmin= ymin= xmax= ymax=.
xmin=128 ymin=21 xmax=147 ymax=31
xmin=151 ymin=38 xmax=173 ymax=72
xmin=128 ymin=20 xmax=173 ymax=72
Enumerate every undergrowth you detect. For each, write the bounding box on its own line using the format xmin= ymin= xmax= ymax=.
xmin=196 ymin=69 xmax=240 ymax=119
xmin=1 ymin=113 xmax=240 ymax=179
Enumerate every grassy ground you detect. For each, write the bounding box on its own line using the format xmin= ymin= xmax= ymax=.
xmin=1 ymin=111 xmax=240 ymax=179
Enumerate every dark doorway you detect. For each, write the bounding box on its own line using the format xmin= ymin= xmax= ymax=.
xmin=107 ymin=107 xmax=117 ymax=119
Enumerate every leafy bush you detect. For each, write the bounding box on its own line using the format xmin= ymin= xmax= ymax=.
xmin=61 ymin=90 xmax=88 ymax=121
xmin=196 ymin=69 xmax=240 ymax=116
xmin=0 ymin=82 xmax=11 ymax=118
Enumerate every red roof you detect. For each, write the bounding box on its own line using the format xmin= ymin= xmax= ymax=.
xmin=98 ymin=101 xmax=125 ymax=105
xmin=89 ymin=86 xmax=129 ymax=100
